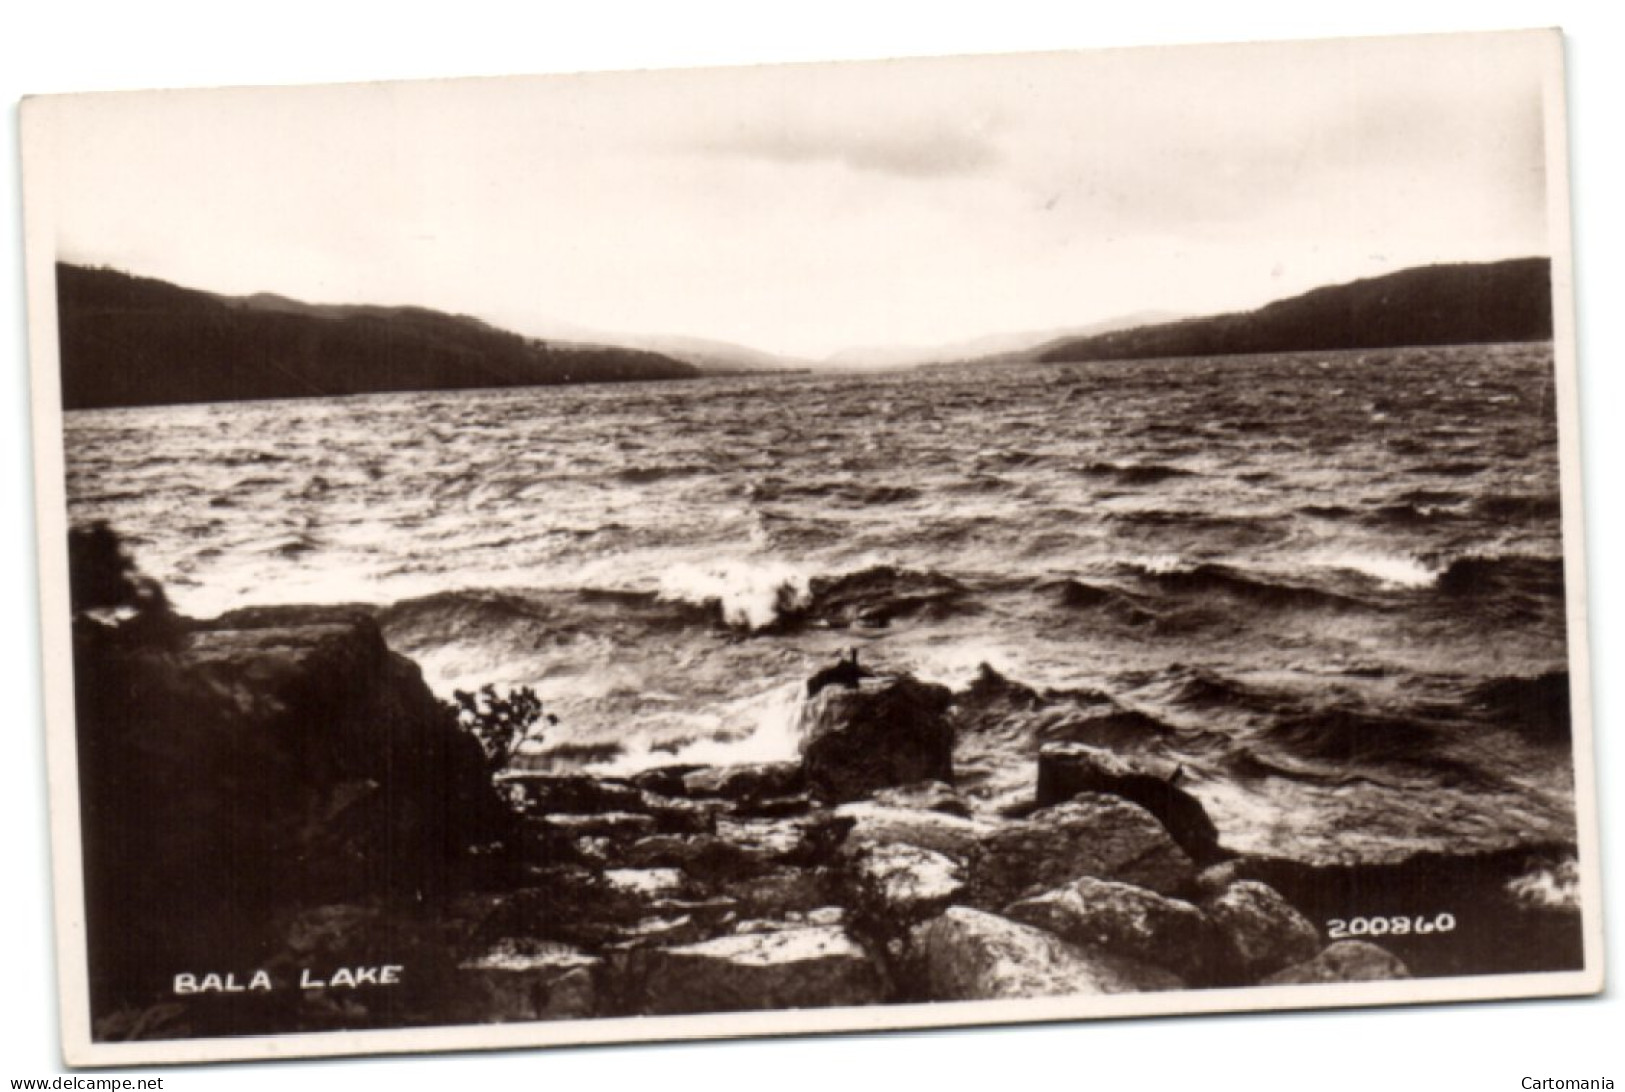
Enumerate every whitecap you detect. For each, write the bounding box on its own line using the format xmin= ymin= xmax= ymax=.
xmin=658 ymin=558 xmax=810 ymax=630
xmin=1313 ymin=552 xmax=1437 ymax=589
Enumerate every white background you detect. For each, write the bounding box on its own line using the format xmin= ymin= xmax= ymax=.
xmin=3 ymin=3 xmax=1619 ymax=1088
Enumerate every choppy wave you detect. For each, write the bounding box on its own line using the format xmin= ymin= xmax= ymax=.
xmin=1118 ymin=561 xmax=1377 ymax=613
xmin=1436 ymin=554 xmax=1565 ymax=599
xmin=1077 ymin=461 xmax=1198 ymax=485
xmin=65 ymin=345 xmax=1573 ymax=808
xmin=1468 ymin=671 xmax=1572 ymax=743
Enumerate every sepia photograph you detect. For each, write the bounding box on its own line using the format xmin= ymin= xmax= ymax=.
xmin=9 ymin=12 xmax=1612 ymax=1077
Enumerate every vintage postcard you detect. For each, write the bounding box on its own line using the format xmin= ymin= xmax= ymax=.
xmin=19 ymin=28 xmax=1601 ymax=1067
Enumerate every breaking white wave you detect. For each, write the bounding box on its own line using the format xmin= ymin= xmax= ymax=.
xmin=1505 ymin=857 xmax=1581 ymax=911
xmin=658 ymin=558 xmax=810 ymax=630
xmin=1315 ymin=552 xmax=1438 ymax=589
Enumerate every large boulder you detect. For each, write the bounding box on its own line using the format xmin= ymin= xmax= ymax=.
xmin=1005 ymin=876 xmax=1212 ymax=979
xmin=616 ymin=926 xmax=887 ymax=1015
xmin=904 ymin=908 xmax=1183 ymax=1001
xmin=1202 ymin=880 xmax=1322 ymax=982
xmin=1036 ymin=743 xmax=1224 ymax=864
xmin=800 ymin=675 xmax=955 ymax=802
xmin=70 ymin=606 xmax=508 ymax=1013
xmin=969 ymin=794 xmax=1197 ymax=907
xmin=1261 ymin=940 xmax=1412 ymax=985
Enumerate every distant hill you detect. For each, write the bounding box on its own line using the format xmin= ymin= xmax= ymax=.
xmin=54 ymin=264 xmax=701 ymax=410
xmin=566 ymin=332 xmax=813 ymax=375
xmin=1038 ymin=259 xmax=1553 ymax=364
xmin=826 ymin=311 xmax=1185 ymax=371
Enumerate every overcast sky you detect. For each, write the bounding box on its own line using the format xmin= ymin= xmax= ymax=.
xmin=30 ymin=30 xmax=1558 ymax=360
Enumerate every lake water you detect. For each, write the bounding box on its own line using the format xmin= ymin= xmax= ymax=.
xmin=63 ymin=344 xmax=1578 ymax=863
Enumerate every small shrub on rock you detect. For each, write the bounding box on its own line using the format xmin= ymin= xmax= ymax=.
xmin=447 ymin=684 xmax=548 ymax=773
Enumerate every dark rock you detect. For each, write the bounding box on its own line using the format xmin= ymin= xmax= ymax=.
xmin=801 ymin=675 xmax=955 ymax=802
xmin=516 ymin=817 xmax=586 ymax=867
xmin=69 ymin=605 xmax=508 ymax=1012
xmin=617 ymin=926 xmax=886 ymax=1015
xmin=727 ymin=793 xmax=817 ymax=819
xmin=807 ymin=649 xmax=876 ymax=698
xmin=682 ymin=762 xmax=806 ymax=801
xmin=904 ymin=908 xmax=1183 ymax=1001
xmin=1005 ymin=876 xmax=1211 ymax=978
xmin=1036 ymin=743 xmax=1224 ymax=864
xmin=497 ymin=773 xmax=642 ymax=815
xmin=869 ymin=780 xmax=973 ymax=818
xmin=536 ymin=812 xmax=658 ymax=843
xmin=969 ymin=793 xmax=1197 ymax=907
xmin=1203 ymin=880 xmax=1322 ymax=981
xmin=1261 ymin=940 xmax=1412 ymax=985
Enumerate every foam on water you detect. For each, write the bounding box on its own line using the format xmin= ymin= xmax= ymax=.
xmin=1314 ymin=552 xmax=1438 ymax=589
xmin=658 ymin=558 xmax=810 ymax=630
xmin=601 ymin=681 xmax=810 ymax=772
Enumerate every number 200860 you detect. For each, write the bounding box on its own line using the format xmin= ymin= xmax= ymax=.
xmin=1327 ymin=913 xmax=1456 ymax=939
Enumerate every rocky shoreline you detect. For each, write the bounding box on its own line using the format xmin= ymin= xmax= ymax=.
xmin=72 ymin=604 xmax=1582 ymax=1040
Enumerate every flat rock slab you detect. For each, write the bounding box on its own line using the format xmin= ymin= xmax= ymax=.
xmin=1261 ymin=940 xmax=1411 ymax=985
xmin=969 ymin=793 xmax=1197 ymax=906
xmin=539 ymin=812 xmax=658 ymax=842
xmin=836 ymin=802 xmax=999 ymax=861
xmin=1005 ymin=876 xmax=1211 ymax=978
xmin=682 ymin=763 xmax=806 ymax=801
xmin=602 ymin=868 xmax=688 ymax=899
xmin=621 ymin=925 xmax=886 ymax=1015
xmin=907 ymin=907 xmax=1183 ymax=1001
xmin=732 ymin=907 xmax=848 ymax=935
